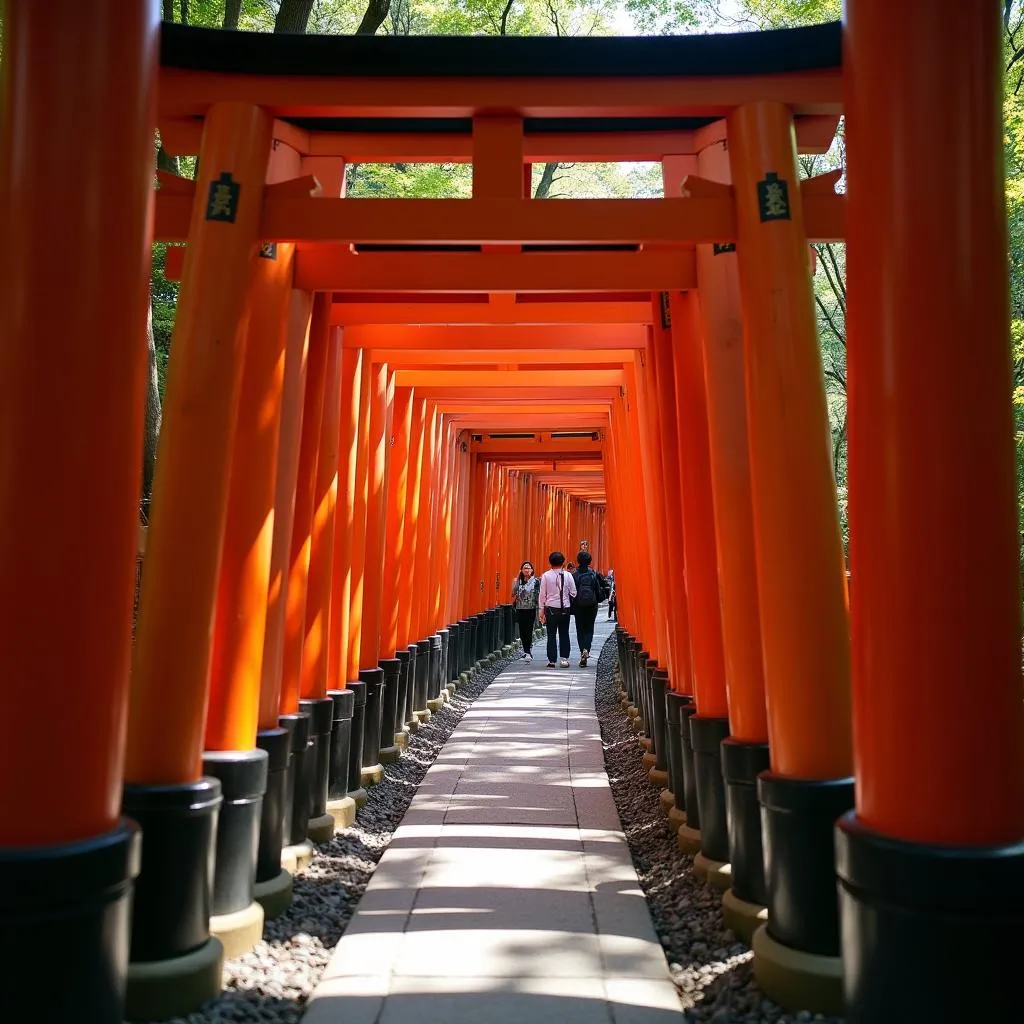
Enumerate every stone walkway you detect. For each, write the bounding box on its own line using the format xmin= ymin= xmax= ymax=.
xmin=302 ymin=617 xmax=682 ymax=1024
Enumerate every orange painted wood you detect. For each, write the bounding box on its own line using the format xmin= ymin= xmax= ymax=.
xmin=157 ymin=67 xmax=842 ymax=121
xmin=400 ymin=395 xmax=428 ymax=648
xmin=332 ymin=301 xmax=653 ymax=327
xmin=359 ymin=362 xmax=392 ymax=668
xmin=260 ymin=292 xmax=314 ymax=726
xmin=345 ymin=354 xmax=373 ymax=679
xmin=327 ymin=346 xmax=363 ymax=692
xmin=729 ymin=101 xmax=851 ymax=777
xmin=0 ymin=0 xmax=159 ymax=842
xmin=383 ymin=386 xmax=415 ymax=659
xmin=292 ymin=247 xmax=697 ymax=293
xmin=208 ymin=237 xmax=297 ymax=748
xmin=127 ymin=102 xmax=273 ymax=785
xmin=301 ymin=323 xmax=344 ymax=700
xmin=280 ymin=294 xmax=332 ymax=715
xmin=845 ymin=0 xmax=1024 ymax=844
xmin=153 ymin=194 xmax=847 ymax=245
xmin=688 ymin=138 xmax=768 ymax=741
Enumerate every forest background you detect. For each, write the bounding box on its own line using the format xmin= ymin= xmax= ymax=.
xmin=127 ymin=1 xmax=1024 ymax=573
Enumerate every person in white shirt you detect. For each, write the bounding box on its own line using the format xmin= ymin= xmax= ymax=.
xmin=538 ymin=551 xmax=577 ymax=668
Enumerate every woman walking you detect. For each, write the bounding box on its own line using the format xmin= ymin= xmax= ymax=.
xmin=511 ymin=561 xmax=541 ymax=663
xmin=539 ymin=551 xmax=577 ymax=668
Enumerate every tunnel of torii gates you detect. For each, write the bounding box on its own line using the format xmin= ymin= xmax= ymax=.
xmin=1 ymin=4 xmax=1022 ymax=1024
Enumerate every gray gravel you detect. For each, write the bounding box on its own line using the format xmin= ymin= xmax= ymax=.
xmin=592 ymin=636 xmax=845 ymax=1024
xmin=140 ymin=648 xmax=517 ymax=1024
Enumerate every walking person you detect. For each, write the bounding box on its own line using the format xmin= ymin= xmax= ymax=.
xmin=607 ymin=569 xmax=616 ymax=621
xmin=539 ymin=551 xmax=577 ymax=668
xmin=511 ymin=560 xmax=541 ymax=663
xmin=571 ymin=551 xmax=609 ymax=667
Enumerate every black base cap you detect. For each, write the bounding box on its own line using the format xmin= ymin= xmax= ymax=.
xmin=721 ymin=738 xmax=770 ymax=905
xmin=280 ymin=712 xmax=313 ymax=845
xmin=664 ymin=692 xmax=694 ymax=814
xmin=379 ymin=658 xmax=402 ymax=744
xmin=0 ymin=819 xmax=141 ymax=1024
xmin=835 ymin=812 xmax=1024 ymax=1022
xmin=122 ymin=778 xmax=222 ymax=963
xmin=326 ymin=690 xmax=355 ymax=802
xmin=346 ymin=680 xmax=367 ymax=796
xmin=299 ymin=698 xmax=334 ymax=819
xmin=690 ymin=715 xmax=730 ymax=863
xmin=758 ymin=771 xmax=854 ymax=956
xmin=359 ymin=667 xmax=385 ymax=767
xmin=202 ymin=749 xmax=268 ymax=916
xmin=650 ymin=668 xmax=670 ymax=771
xmin=255 ymin=728 xmax=289 ymax=883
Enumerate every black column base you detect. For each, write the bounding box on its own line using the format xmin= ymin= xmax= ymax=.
xmin=835 ymin=812 xmax=1024 ymax=1022
xmin=279 ymin=712 xmax=312 ymax=846
xmin=438 ymin=628 xmax=452 ymax=693
xmin=122 ymin=778 xmax=222 ymax=963
xmin=665 ymin=692 xmax=694 ymax=815
xmin=405 ymin=644 xmax=421 ymax=727
xmin=298 ymin=697 xmax=334 ymax=820
xmin=427 ymin=634 xmax=443 ymax=705
xmin=359 ymin=667 xmax=385 ymax=784
xmin=395 ymin=651 xmax=412 ymax=734
xmin=0 ymin=819 xmax=140 ymax=1023
xmin=721 ymin=738 xmax=770 ymax=906
xmin=759 ymin=772 xmax=854 ymax=956
xmin=414 ymin=639 xmax=431 ymax=719
xmin=255 ymin=728 xmax=290 ymax=884
xmin=690 ymin=716 xmax=730 ymax=863
xmin=325 ymin=689 xmax=354 ymax=802
xmin=202 ymin=749 xmax=269 ymax=917
xmin=346 ymin=680 xmax=367 ymax=802
xmin=378 ymin=658 xmax=402 ymax=761
xmin=651 ymin=668 xmax=669 ymax=772
xmin=677 ymin=702 xmax=700 ymax=824
xmin=457 ymin=619 xmax=471 ymax=675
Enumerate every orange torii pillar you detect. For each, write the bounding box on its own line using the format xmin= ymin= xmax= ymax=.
xmin=357 ymin=362 xmax=393 ymax=789
xmin=414 ymin=404 xmax=445 ymax=709
xmin=204 ymin=142 xmax=302 ymax=944
xmin=839 ymin=4 xmax=1024 ymax=1019
xmin=448 ymin=431 xmax=474 ymax=685
xmin=649 ymin=297 xmax=696 ymax=839
xmin=381 ymin=384 xmax=415 ymax=761
xmin=686 ymin=133 xmax=774 ymax=933
xmin=324 ymin=345 xmax=362 ymax=825
xmin=298 ymin=317 xmax=344 ymax=839
xmin=124 ymin=101 xmax=271 ymax=1012
xmin=424 ymin=412 xmax=452 ymax=706
xmin=0 ymin=3 xmax=156 ymax=1020
xmin=402 ymin=394 xmax=429 ymax=728
xmin=665 ymin=292 xmax=730 ymax=872
xmin=633 ymin=341 xmax=675 ymax=794
xmin=727 ymin=102 xmax=852 ymax=1013
xmin=278 ymin=293 xmax=333 ymax=849
xmin=438 ymin=420 xmax=463 ymax=696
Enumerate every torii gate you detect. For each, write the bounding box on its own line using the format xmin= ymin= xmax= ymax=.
xmin=0 ymin=5 xmax=1020 ymax=1024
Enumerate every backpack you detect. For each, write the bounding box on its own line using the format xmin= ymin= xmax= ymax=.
xmin=574 ymin=569 xmax=599 ymax=610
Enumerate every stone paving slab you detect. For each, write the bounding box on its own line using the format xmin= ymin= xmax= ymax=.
xmin=303 ymin=618 xmax=683 ymax=1024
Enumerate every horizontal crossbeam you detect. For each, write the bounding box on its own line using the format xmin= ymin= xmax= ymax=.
xmin=393 ymin=369 xmax=623 ymax=389
xmin=157 ymin=69 xmax=843 ymax=121
xmin=154 ymin=194 xmax=844 ymax=244
xmin=331 ymin=301 xmax=652 ymax=326
xmin=293 ymin=248 xmax=696 ymax=293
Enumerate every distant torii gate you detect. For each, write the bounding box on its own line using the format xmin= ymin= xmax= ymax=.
xmin=0 ymin=6 xmax=1020 ymax=1024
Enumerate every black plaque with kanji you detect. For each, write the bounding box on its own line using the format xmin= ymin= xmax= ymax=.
xmin=206 ymin=171 xmax=240 ymax=223
xmin=713 ymin=242 xmax=737 ymax=255
xmin=757 ymin=171 xmax=791 ymax=222
xmin=258 ymin=242 xmax=278 ymax=260
xmin=659 ymin=291 xmax=672 ymax=329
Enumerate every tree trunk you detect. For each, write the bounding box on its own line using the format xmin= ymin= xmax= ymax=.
xmin=223 ymin=0 xmax=243 ymax=29
xmin=180 ymin=0 xmax=190 ymax=24
xmin=142 ymin=301 xmax=162 ymax=514
xmin=274 ymin=0 xmax=315 ymax=33
xmin=357 ymin=0 xmax=391 ymax=34
xmin=162 ymin=0 xmax=173 ymax=20
xmin=533 ymin=162 xmax=559 ymax=198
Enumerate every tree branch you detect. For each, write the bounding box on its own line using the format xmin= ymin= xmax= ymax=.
xmin=499 ymin=0 xmax=516 ymax=36
xmin=815 ymin=292 xmax=846 ymax=349
xmin=357 ymin=0 xmax=391 ymax=34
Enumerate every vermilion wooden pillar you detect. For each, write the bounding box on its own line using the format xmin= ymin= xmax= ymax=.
xmin=727 ymin=100 xmax=852 ymax=1011
xmin=0 ymin=3 xmax=158 ymax=1016
xmin=327 ymin=346 xmax=363 ymax=692
xmin=279 ymin=295 xmax=332 ymax=716
xmin=384 ymin=387 xmax=415 ymax=659
xmin=402 ymin=395 xmax=427 ymax=647
xmin=345 ymin=355 xmax=373 ymax=680
xmin=838 ymin=3 xmax=1024 ymax=1018
xmin=414 ymin=403 xmax=438 ymax=636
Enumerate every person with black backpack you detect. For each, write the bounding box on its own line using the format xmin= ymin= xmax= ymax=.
xmin=571 ymin=550 xmax=609 ymax=667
